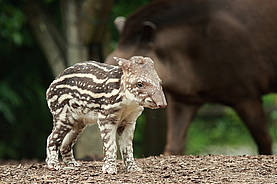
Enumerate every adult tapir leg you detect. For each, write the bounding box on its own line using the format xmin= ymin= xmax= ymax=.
xmin=164 ymin=93 xmax=201 ymax=155
xmin=233 ymin=99 xmax=272 ymax=155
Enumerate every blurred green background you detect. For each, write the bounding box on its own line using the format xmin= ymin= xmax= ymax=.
xmin=1 ymin=0 xmax=277 ymax=160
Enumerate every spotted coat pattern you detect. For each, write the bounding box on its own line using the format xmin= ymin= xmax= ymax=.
xmin=45 ymin=56 xmax=167 ymax=174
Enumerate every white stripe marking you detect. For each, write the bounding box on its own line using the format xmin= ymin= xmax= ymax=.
xmin=55 ymin=84 xmax=120 ymax=98
xmin=58 ymin=94 xmax=73 ymax=104
xmin=105 ymin=78 xmax=120 ymax=84
xmin=47 ymin=95 xmax=58 ymax=107
xmin=101 ymin=102 xmax=122 ymax=110
xmin=51 ymin=73 xmax=120 ymax=85
xmin=59 ymin=105 xmax=69 ymax=121
xmin=55 ymin=108 xmax=63 ymax=115
xmin=76 ymin=62 xmax=118 ymax=72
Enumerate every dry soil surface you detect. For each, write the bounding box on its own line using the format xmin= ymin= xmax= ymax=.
xmin=1 ymin=155 xmax=277 ymax=183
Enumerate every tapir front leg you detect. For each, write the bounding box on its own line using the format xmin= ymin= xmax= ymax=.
xmin=118 ymin=109 xmax=143 ymax=172
xmin=98 ymin=117 xmax=118 ymax=174
xmin=117 ymin=122 xmax=142 ymax=172
xmin=164 ymin=94 xmax=201 ymax=155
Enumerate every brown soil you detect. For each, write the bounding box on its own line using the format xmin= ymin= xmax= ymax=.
xmin=1 ymin=155 xmax=277 ymax=183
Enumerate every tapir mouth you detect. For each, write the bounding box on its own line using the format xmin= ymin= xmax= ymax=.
xmin=147 ymin=100 xmax=167 ymax=109
xmin=149 ymin=103 xmax=167 ymax=109
xmin=149 ymin=104 xmax=160 ymax=109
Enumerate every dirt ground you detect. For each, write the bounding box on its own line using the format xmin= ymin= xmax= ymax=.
xmin=1 ymin=155 xmax=277 ymax=183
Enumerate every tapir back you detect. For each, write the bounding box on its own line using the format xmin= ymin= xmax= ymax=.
xmin=46 ymin=61 xmax=123 ymax=116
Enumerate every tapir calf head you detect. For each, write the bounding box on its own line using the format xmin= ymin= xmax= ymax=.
xmin=114 ymin=56 xmax=167 ymax=109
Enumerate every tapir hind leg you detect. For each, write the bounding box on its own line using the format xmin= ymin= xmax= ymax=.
xmin=164 ymin=94 xmax=201 ymax=155
xmin=233 ymin=99 xmax=272 ymax=155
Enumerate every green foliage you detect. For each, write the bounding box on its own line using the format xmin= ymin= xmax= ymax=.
xmin=0 ymin=82 xmax=22 ymax=123
xmin=113 ymin=0 xmax=149 ymax=17
xmin=109 ymin=0 xmax=150 ymax=49
xmin=186 ymin=97 xmax=277 ymax=155
xmin=0 ymin=0 xmax=53 ymax=158
xmin=0 ymin=48 xmax=53 ymax=159
xmin=44 ymin=0 xmax=56 ymax=4
xmin=0 ymin=0 xmax=26 ymax=45
xmin=186 ymin=105 xmax=254 ymax=155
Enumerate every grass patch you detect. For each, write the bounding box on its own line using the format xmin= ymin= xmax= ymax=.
xmin=186 ymin=94 xmax=277 ymax=155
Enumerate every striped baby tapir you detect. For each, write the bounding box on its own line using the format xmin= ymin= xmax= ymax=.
xmin=45 ymin=56 xmax=167 ymax=174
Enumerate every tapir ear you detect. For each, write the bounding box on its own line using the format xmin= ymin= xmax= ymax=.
xmin=130 ymin=56 xmax=145 ymax=64
xmin=140 ymin=21 xmax=156 ymax=44
xmin=113 ymin=57 xmax=131 ymax=70
xmin=114 ymin=16 xmax=126 ymax=33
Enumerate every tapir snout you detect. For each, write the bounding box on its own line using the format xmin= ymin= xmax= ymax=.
xmin=153 ymin=87 xmax=167 ymax=109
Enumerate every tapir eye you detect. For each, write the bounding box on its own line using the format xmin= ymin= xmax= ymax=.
xmin=136 ymin=82 xmax=144 ymax=88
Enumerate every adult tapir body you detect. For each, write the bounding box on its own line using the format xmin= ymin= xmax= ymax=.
xmin=106 ymin=0 xmax=277 ymax=155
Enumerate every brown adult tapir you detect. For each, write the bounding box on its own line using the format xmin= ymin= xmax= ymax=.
xmin=106 ymin=0 xmax=277 ymax=155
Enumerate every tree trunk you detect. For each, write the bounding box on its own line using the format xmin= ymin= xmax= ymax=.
xmin=79 ymin=0 xmax=114 ymax=62
xmin=23 ymin=1 xmax=66 ymax=76
xmin=61 ymin=0 xmax=88 ymax=66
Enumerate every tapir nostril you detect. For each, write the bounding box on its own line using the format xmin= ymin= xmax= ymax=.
xmin=158 ymin=103 xmax=167 ymax=109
